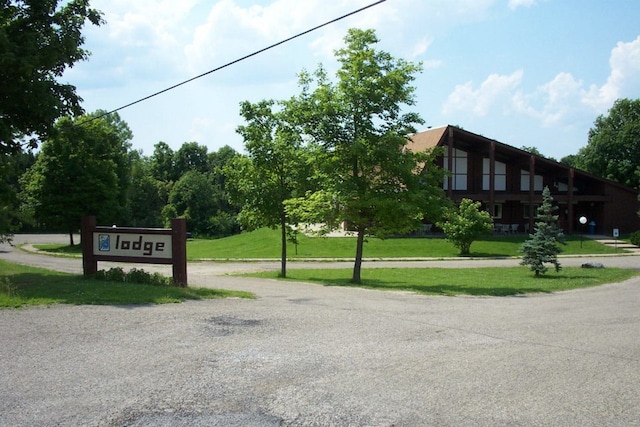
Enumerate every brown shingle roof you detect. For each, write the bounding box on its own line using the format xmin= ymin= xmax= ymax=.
xmin=406 ymin=126 xmax=448 ymax=153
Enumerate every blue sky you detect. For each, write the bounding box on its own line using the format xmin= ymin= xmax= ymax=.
xmin=64 ymin=0 xmax=640 ymax=160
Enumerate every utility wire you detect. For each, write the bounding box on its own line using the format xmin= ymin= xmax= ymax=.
xmin=78 ymin=0 xmax=387 ymax=126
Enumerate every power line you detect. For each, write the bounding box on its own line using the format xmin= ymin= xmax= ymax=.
xmin=78 ymin=0 xmax=387 ymax=126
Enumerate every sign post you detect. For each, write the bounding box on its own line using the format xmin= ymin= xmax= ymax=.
xmin=579 ymin=216 xmax=588 ymax=248
xmin=81 ymin=216 xmax=187 ymax=287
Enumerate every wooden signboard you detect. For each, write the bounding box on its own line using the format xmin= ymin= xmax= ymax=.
xmin=81 ymin=216 xmax=187 ymax=287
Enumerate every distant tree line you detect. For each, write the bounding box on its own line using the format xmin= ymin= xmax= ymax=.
xmin=12 ymin=111 xmax=242 ymax=245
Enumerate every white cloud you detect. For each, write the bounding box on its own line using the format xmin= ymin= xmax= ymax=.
xmin=583 ymin=36 xmax=640 ymax=112
xmin=410 ymin=37 xmax=433 ymax=59
xmin=103 ymin=0 xmax=196 ymax=50
xmin=442 ymin=70 xmax=523 ymax=116
xmin=513 ymin=72 xmax=584 ymax=126
xmin=75 ymin=0 xmax=496 ymax=90
xmin=508 ymin=0 xmax=537 ymax=10
xmin=443 ymin=35 xmax=640 ymax=129
xmin=183 ymin=0 xmax=385 ymax=74
xmin=441 ymin=0 xmax=497 ymax=19
xmin=71 ymin=0 xmax=200 ymax=86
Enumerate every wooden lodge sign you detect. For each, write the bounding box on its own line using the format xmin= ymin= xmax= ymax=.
xmin=81 ymin=216 xmax=187 ymax=286
xmin=94 ymin=232 xmax=173 ymax=259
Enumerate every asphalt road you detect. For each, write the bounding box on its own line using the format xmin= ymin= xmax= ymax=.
xmin=1 ymin=235 xmax=639 ymax=426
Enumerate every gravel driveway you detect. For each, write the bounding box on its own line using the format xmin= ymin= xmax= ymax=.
xmin=1 ymin=235 xmax=639 ymax=426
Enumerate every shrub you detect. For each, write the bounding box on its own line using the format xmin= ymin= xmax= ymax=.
xmin=1 ymin=276 xmax=16 ymax=297
xmin=94 ymin=267 xmax=172 ymax=286
xmin=96 ymin=267 xmax=126 ymax=282
xmin=151 ymin=272 xmax=172 ymax=286
xmin=126 ymin=268 xmax=153 ymax=284
xmin=630 ymin=230 xmax=640 ymax=247
xmin=437 ymin=198 xmax=494 ymax=255
xmin=519 ymin=187 xmax=565 ymax=276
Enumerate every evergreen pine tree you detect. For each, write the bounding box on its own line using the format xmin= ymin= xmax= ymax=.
xmin=519 ymin=186 xmax=565 ymax=276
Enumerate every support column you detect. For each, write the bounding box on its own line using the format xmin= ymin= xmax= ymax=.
xmin=447 ymin=127 xmax=454 ymax=198
xmin=171 ymin=218 xmax=188 ymax=287
xmin=489 ymin=141 xmax=496 ymax=216
xmin=81 ymin=216 xmax=97 ymax=277
xmin=528 ymin=156 xmax=535 ymax=230
xmin=568 ymin=168 xmax=574 ymax=234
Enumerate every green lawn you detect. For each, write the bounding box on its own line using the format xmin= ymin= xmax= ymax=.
xmin=248 ymin=267 xmax=639 ymax=296
xmin=9 ymin=228 xmax=640 ymax=300
xmin=34 ymin=227 xmax=625 ymax=259
xmin=187 ymin=228 xmax=622 ymax=259
xmin=0 ymin=259 xmax=254 ymax=309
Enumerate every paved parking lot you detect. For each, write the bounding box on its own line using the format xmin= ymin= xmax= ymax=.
xmin=1 ymin=236 xmax=639 ymax=426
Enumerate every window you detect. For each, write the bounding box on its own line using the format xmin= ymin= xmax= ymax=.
xmin=492 ymin=203 xmax=503 ymax=219
xmin=443 ymin=148 xmax=467 ymax=190
xmin=522 ymin=204 xmax=539 ymax=219
xmin=520 ymin=170 xmax=543 ymax=191
xmin=482 ymin=159 xmax=507 ymax=191
xmin=553 ymin=181 xmax=577 ymax=192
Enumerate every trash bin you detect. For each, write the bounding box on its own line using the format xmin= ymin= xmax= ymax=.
xmin=588 ymin=221 xmax=596 ymax=235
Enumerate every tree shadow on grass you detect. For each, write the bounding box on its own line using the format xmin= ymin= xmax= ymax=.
xmin=304 ymin=276 xmax=551 ymax=296
xmin=460 ymin=252 xmax=514 ymax=258
xmin=2 ymin=273 xmax=249 ymax=308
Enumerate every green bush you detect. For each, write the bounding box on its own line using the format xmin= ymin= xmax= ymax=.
xmin=151 ymin=272 xmax=171 ymax=286
xmin=1 ymin=276 xmax=16 ymax=297
xmin=125 ymin=268 xmax=153 ymax=284
xmin=96 ymin=267 xmax=126 ymax=282
xmin=94 ymin=267 xmax=172 ymax=286
xmin=437 ymin=198 xmax=493 ymax=255
xmin=630 ymin=230 xmax=640 ymax=247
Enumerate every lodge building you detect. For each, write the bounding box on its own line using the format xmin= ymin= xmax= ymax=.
xmin=407 ymin=125 xmax=640 ymax=235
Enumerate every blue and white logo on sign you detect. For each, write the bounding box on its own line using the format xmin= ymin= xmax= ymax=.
xmin=98 ymin=234 xmax=111 ymax=252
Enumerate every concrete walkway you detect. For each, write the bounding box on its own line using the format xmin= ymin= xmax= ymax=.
xmin=587 ymin=234 xmax=640 ymax=254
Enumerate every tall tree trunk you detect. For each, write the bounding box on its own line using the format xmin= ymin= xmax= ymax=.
xmin=352 ymin=228 xmax=365 ymax=283
xmin=280 ymin=211 xmax=287 ymax=278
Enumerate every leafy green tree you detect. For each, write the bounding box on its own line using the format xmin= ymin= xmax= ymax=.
xmin=164 ymin=170 xmax=216 ymax=236
xmin=207 ymin=146 xmax=242 ymax=238
xmin=574 ymin=98 xmax=640 ymax=189
xmin=126 ymin=151 xmax=165 ymax=227
xmin=174 ymin=141 xmax=209 ymax=178
xmin=0 ymin=0 xmax=104 ymax=153
xmin=559 ymin=154 xmax=578 ymax=167
xmin=229 ymin=99 xmax=310 ymax=277
xmin=0 ymin=149 xmax=34 ymax=243
xmin=520 ymin=146 xmax=556 ymax=162
xmin=208 ymin=145 xmax=238 ymax=178
xmin=519 ymin=186 xmax=565 ymax=276
xmin=0 ymin=156 xmax=18 ymax=244
xmin=150 ymin=141 xmax=176 ymax=182
xmin=520 ymin=146 xmax=543 ymax=156
xmin=208 ymin=145 xmax=239 ymax=197
xmin=164 ymin=170 xmax=214 ymax=234
xmin=20 ymin=112 xmax=132 ymax=245
xmin=153 ymin=143 xmax=240 ymax=237
xmin=284 ymin=28 xmax=446 ymax=283
xmin=437 ymin=198 xmax=493 ymax=255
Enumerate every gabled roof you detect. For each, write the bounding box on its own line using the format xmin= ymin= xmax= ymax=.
xmin=406 ymin=126 xmax=447 ymax=152
xmin=407 ymin=125 xmax=639 ymax=195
